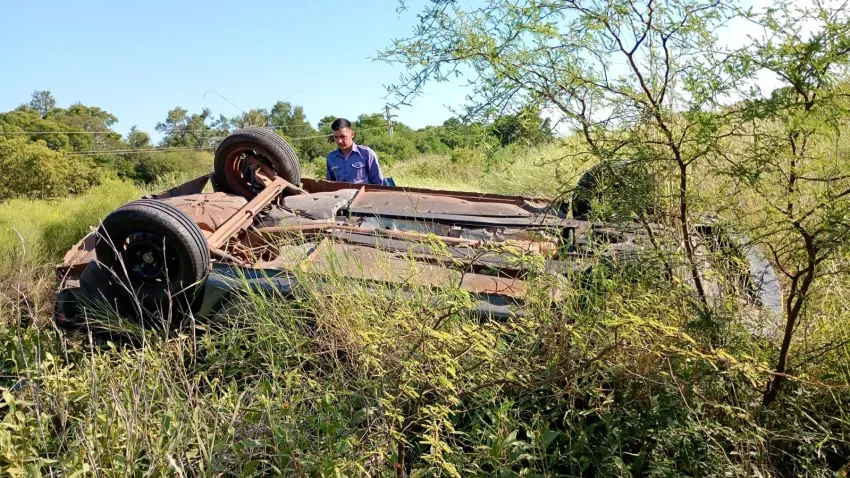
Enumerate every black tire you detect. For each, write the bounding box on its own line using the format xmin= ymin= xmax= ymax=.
xmin=571 ymin=161 xmax=656 ymax=220
xmin=94 ymin=199 xmax=210 ymax=315
xmin=571 ymin=164 xmax=604 ymax=220
xmin=213 ymin=127 xmax=301 ymax=198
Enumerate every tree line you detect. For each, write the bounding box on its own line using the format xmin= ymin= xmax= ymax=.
xmin=0 ymin=90 xmax=554 ymax=200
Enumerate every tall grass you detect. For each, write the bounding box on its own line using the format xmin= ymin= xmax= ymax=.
xmin=386 ymin=143 xmax=593 ymax=198
xmin=0 ymin=179 xmax=140 ymax=267
xmin=0 ymin=146 xmax=847 ymax=476
xmin=6 ymin=242 xmax=837 ymax=476
xmin=0 ymin=180 xmax=140 ymax=327
xmin=0 ymin=175 xmax=203 ymax=327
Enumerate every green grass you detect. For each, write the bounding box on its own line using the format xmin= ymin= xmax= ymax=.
xmin=0 ymin=179 xmax=140 ymax=266
xmin=386 ymin=143 xmax=593 ymax=198
xmin=0 ymin=146 xmax=847 ymax=476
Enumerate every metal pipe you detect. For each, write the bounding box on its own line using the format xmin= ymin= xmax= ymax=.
xmin=209 ymin=246 xmax=248 ymax=266
xmin=207 ymin=177 xmax=286 ymax=249
xmin=255 ymin=224 xmax=480 ymax=246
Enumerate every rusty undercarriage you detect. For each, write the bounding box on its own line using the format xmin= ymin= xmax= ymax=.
xmin=53 ymin=128 xmax=782 ymax=330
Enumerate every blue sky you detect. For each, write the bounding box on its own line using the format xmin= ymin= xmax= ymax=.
xmin=0 ymin=0 xmax=781 ymax=142
xmin=0 ymin=0 xmax=469 ymax=139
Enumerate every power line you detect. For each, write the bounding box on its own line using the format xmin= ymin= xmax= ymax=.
xmin=0 ymin=124 xmax=310 ymax=136
xmin=29 ymin=125 xmax=392 ymax=157
xmin=0 ymin=130 xmax=123 ymax=135
xmin=67 ymin=146 xmax=214 ymax=156
xmin=0 ymin=124 xmax=390 ymax=137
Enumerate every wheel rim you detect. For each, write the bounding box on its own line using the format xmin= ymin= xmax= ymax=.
xmin=122 ymin=232 xmax=180 ymax=284
xmin=223 ymin=146 xmax=277 ymax=197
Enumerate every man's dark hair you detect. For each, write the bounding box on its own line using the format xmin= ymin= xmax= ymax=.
xmin=331 ymin=118 xmax=352 ymax=131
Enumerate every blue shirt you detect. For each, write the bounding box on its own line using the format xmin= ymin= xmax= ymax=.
xmin=326 ymin=143 xmax=384 ymax=185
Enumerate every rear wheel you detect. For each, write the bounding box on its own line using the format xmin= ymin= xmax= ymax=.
xmin=213 ymin=127 xmax=301 ymax=198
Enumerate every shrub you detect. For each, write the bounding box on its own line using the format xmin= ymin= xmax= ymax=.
xmin=0 ymin=136 xmax=102 ymax=201
xmin=364 ymin=135 xmax=418 ymax=166
xmin=449 ymin=147 xmax=481 ymax=165
xmin=132 ymin=151 xmax=213 ymax=184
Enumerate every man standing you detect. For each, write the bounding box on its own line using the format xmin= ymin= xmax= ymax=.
xmin=326 ymin=118 xmax=384 ymax=185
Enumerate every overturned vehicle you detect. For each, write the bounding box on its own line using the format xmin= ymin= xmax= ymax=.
xmin=53 ymin=128 xmax=782 ymax=331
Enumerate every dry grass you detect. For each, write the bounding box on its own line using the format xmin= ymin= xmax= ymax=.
xmin=0 ymin=144 xmax=847 ymax=476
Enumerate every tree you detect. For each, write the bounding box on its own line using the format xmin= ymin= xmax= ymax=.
xmin=270 ymin=101 xmax=327 ymax=161
xmin=232 ymin=108 xmax=270 ymax=129
xmin=489 ymin=105 xmax=552 ymax=146
xmin=155 ymin=107 xmax=228 ymax=149
xmin=721 ymin=0 xmax=850 ymax=406
xmin=126 ymin=126 xmax=151 ymax=149
xmin=0 ymin=101 xmax=122 ymax=153
xmin=47 ymin=103 xmax=122 ymax=151
xmin=28 ymin=90 xmax=56 ymax=117
xmin=317 ymin=115 xmax=338 ymax=132
xmin=380 ymin=0 xmax=745 ymax=302
xmin=0 ymin=108 xmax=73 ymax=150
xmin=0 ymin=136 xmax=101 ymax=200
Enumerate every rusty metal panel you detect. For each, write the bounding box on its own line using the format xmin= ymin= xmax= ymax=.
xmin=62 ymin=232 xmax=96 ymax=265
xmin=161 ymin=192 xmax=247 ymax=236
xmin=348 ymin=190 xmax=537 ymax=218
xmin=302 ymin=242 xmax=526 ymax=298
xmin=322 ymin=231 xmax=527 ymax=272
xmin=348 ymin=207 xmax=573 ymax=228
xmin=148 ymin=174 xmax=211 ymax=199
xmin=304 ymin=241 xmax=450 ymax=283
xmin=301 ymin=177 xmax=554 ymax=205
xmin=56 ymin=232 xmax=97 ymax=280
xmin=459 ymin=274 xmax=525 ymax=297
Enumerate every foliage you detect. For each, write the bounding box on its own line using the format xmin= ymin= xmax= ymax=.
xmin=380 ymin=0 xmax=749 ymax=305
xmin=0 ymin=107 xmax=110 ymax=152
xmin=718 ymin=0 xmax=850 ymax=406
xmin=0 ymin=234 xmax=846 ymax=476
xmin=155 ymin=106 xmax=229 ymax=149
xmin=489 ymin=105 xmax=553 ymax=147
xmin=269 ymin=101 xmax=329 ymax=162
xmin=1 ymin=90 xmax=555 ymax=190
xmin=0 ymin=179 xmax=140 ymax=265
xmin=380 ymin=0 xmax=850 ymax=412
xmin=26 ymin=90 xmax=56 ymax=117
xmin=132 ymin=151 xmax=212 ymax=184
xmin=0 ymin=14 xmax=848 ymax=474
xmin=0 ymin=137 xmax=102 ymax=201
xmin=0 ymin=138 xmax=845 ymax=476
xmin=126 ymin=125 xmax=151 ymax=149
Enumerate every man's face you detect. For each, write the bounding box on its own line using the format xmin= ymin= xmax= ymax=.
xmin=332 ymin=127 xmax=354 ymax=150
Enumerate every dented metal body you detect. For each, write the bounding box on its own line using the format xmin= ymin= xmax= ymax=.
xmin=53 ymin=172 xmax=782 ymax=329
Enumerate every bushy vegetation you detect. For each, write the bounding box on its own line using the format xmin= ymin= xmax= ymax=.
xmin=0 ymin=137 xmax=101 ymax=201
xmin=0 ymin=206 xmax=847 ymax=476
xmin=0 ymin=145 xmax=847 ymax=476
xmin=0 ymin=0 xmax=849 ymax=475
xmin=0 ymin=90 xmax=552 ymax=201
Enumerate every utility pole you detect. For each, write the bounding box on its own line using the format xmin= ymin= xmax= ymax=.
xmin=386 ymin=105 xmax=394 ymax=137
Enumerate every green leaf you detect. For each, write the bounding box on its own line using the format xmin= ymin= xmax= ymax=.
xmin=542 ymin=429 xmax=559 ymax=448
xmin=242 ymin=460 xmax=261 ymax=476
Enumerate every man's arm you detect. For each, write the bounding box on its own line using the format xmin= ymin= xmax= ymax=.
xmin=326 ymin=155 xmax=334 ymax=181
xmin=367 ymin=149 xmax=384 ymax=185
